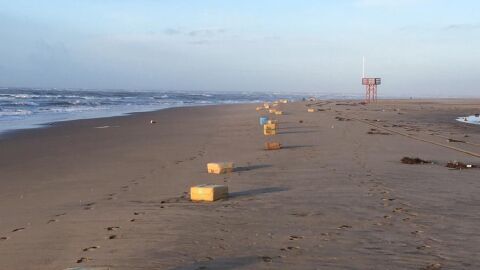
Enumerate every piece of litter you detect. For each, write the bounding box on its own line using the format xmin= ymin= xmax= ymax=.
xmin=190 ymin=184 xmax=228 ymax=202
xmin=207 ymin=162 xmax=234 ymax=174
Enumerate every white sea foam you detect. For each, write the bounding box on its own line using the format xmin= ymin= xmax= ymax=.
xmin=456 ymin=115 xmax=480 ymax=125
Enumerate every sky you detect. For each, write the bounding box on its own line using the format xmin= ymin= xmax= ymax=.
xmin=0 ymin=0 xmax=479 ymax=97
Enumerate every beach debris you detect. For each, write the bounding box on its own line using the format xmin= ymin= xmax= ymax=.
xmin=265 ymin=142 xmax=282 ymax=150
xmin=446 ymin=138 xmax=465 ymax=143
xmin=446 ymin=161 xmax=476 ymax=170
xmin=190 ymin=184 xmax=229 ymax=202
xmin=401 ymin=157 xmax=431 ymax=165
xmin=367 ymin=128 xmax=391 ymax=135
xmin=299 ymin=120 xmax=303 ymax=123
xmin=263 ymin=123 xmax=277 ymax=136
xmin=307 ymin=108 xmax=316 ymax=113
xmin=207 ymin=162 xmax=234 ymax=174
xmin=150 ymin=120 xmax=156 ymax=124
xmin=274 ymin=110 xmax=283 ymax=115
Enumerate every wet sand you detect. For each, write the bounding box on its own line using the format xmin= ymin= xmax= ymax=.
xmin=0 ymin=100 xmax=480 ymax=269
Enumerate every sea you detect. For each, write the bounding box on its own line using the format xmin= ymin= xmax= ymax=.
xmin=0 ymin=88 xmax=336 ymax=135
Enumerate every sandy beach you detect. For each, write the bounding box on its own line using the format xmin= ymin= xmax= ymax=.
xmin=1 ymin=100 xmax=480 ymax=270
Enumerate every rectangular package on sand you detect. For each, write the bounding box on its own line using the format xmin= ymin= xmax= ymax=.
xmin=207 ymin=162 xmax=234 ymax=174
xmin=265 ymin=142 xmax=281 ymax=150
xmin=263 ymin=123 xmax=277 ymax=136
xmin=260 ymin=117 xmax=269 ymax=125
xmin=190 ymin=184 xmax=229 ymax=202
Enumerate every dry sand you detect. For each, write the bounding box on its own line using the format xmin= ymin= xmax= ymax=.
xmin=0 ymin=100 xmax=480 ymax=270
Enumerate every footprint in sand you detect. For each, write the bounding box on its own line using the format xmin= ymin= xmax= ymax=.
xmin=76 ymin=257 xmax=90 ymax=263
xmin=106 ymin=226 xmax=120 ymax=231
xmin=417 ymin=244 xmax=431 ymax=250
xmin=12 ymin=227 xmax=25 ymax=233
xmin=106 ymin=193 xmax=117 ymax=200
xmin=108 ymin=235 xmax=117 ymax=240
xmin=421 ymin=263 xmax=442 ymax=270
xmin=337 ymin=225 xmax=352 ymax=230
xmin=0 ymin=236 xmax=8 ymax=241
xmin=289 ymin=235 xmax=304 ymax=241
xmin=280 ymin=246 xmax=300 ymax=251
xmin=55 ymin=213 xmax=67 ymax=217
xmin=133 ymin=211 xmax=145 ymax=216
xmin=82 ymin=246 xmax=100 ymax=252
xmin=47 ymin=219 xmax=58 ymax=224
xmin=260 ymin=256 xmax=273 ymax=263
xmin=83 ymin=202 xmax=96 ymax=210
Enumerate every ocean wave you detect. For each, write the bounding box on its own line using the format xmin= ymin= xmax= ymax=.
xmin=0 ymin=88 xmax=307 ymax=134
xmin=0 ymin=109 xmax=32 ymax=116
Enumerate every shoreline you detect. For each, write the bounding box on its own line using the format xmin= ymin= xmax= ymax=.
xmin=2 ymin=97 xmax=479 ymax=140
xmin=0 ymin=103 xmax=248 ymax=140
xmin=1 ymin=99 xmax=480 ymax=269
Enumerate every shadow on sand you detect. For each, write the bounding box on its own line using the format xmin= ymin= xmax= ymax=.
xmin=282 ymin=145 xmax=313 ymax=150
xmin=229 ymin=187 xmax=288 ymax=199
xmin=234 ymin=164 xmax=272 ymax=172
xmin=169 ymin=256 xmax=261 ymax=270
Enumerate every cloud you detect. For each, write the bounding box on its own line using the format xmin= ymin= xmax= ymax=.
xmin=163 ymin=28 xmax=182 ymax=36
xmin=187 ymin=28 xmax=227 ymax=37
xmin=443 ymin=23 xmax=480 ymax=31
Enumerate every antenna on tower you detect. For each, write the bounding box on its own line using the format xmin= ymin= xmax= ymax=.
xmin=362 ymin=56 xmax=366 ymax=78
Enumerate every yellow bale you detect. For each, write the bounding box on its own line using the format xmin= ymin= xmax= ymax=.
xmin=190 ymin=184 xmax=228 ymax=202
xmin=263 ymin=123 xmax=277 ymax=136
xmin=307 ymin=108 xmax=315 ymax=113
xmin=275 ymin=111 xmax=283 ymax=115
xmin=265 ymin=142 xmax=281 ymax=150
xmin=207 ymin=162 xmax=234 ymax=174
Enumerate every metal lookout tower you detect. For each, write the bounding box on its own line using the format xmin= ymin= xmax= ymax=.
xmin=362 ymin=57 xmax=381 ymax=103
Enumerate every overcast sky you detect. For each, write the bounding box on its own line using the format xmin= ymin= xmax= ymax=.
xmin=0 ymin=0 xmax=479 ymax=96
